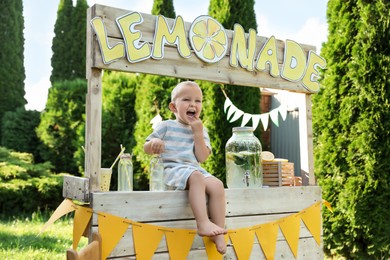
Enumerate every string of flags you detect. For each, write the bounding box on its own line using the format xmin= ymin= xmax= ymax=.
xmin=222 ymin=89 xmax=287 ymax=131
xmin=40 ymin=199 xmax=332 ymax=260
xmin=148 ymin=88 xmax=288 ymax=131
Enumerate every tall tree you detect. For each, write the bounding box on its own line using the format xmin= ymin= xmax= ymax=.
xmin=151 ymin=0 xmax=176 ymax=18
xmin=0 ymin=0 xmax=26 ymax=140
xmin=313 ymin=0 xmax=390 ymax=258
xmin=200 ymin=0 xmax=261 ymax=184
xmin=100 ymin=72 xmax=139 ymax=190
xmin=36 ymin=79 xmax=86 ymax=174
xmin=71 ymin=0 xmax=88 ymax=79
xmin=50 ymin=0 xmax=74 ymax=83
xmin=132 ymin=0 xmax=177 ymax=190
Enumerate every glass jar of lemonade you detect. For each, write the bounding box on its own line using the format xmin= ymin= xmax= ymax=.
xmin=225 ymin=127 xmax=262 ymax=188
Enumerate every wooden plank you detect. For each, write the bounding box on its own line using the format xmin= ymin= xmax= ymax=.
xmin=91 ymin=4 xmax=316 ymax=56
xmin=90 ymin=186 xmax=321 ymax=224
xmin=86 ymin=5 xmax=102 ymax=191
xmin=92 ymin=212 xmax=321 ymax=258
xmin=88 ymin=4 xmax=317 ymax=93
xmin=299 ymin=94 xmax=315 ymax=185
xmin=91 ymin=40 xmax=308 ymax=92
xmin=102 ymin=234 xmax=322 ymax=259
xmin=62 ymin=175 xmax=89 ymax=202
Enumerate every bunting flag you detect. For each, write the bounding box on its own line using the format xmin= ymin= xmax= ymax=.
xmin=150 ymin=114 xmax=163 ymax=129
xmin=223 ymin=97 xmax=287 ymax=130
xmin=229 ymin=227 xmax=255 ymax=259
xmin=241 ymin=113 xmax=252 ymax=127
xmin=300 ymin=201 xmax=321 ymax=245
xmin=202 ymin=235 xmax=229 ymax=260
xmin=39 ymin=198 xmax=75 ymax=234
xmin=164 ymin=228 xmax=196 ymax=260
xmin=98 ymin=212 xmax=131 ymax=260
xmin=132 ymin=222 xmax=164 ymax=259
xmin=254 ymin=222 xmax=279 ymax=260
xmin=278 ymin=214 xmax=301 ymax=258
xmin=322 ymin=199 xmax=333 ymax=213
xmin=269 ymin=109 xmax=279 ymax=127
xmin=72 ymin=205 xmax=93 ymax=250
xmin=41 ymin=200 xmax=333 ymax=259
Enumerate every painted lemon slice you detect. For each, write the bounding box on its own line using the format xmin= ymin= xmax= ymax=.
xmin=189 ymin=15 xmax=228 ymax=63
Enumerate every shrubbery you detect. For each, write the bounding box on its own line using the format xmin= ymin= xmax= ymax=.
xmin=0 ymin=146 xmax=64 ymax=216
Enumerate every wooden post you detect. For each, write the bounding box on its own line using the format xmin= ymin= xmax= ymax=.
xmin=85 ymin=5 xmax=102 ymax=192
xmin=299 ymin=94 xmax=315 ymax=185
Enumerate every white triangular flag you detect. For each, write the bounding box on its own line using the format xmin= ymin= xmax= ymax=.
xmin=252 ymin=114 xmax=261 ymax=130
xmin=150 ymin=114 xmax=163 ymax=129
xmin=224 ymin=98 xmax=233 ymax=113
xmin=260 ymin=113 xmax=269 ymax=131
xmin=270 ymin=109 xmax=279 ymax=127
xmin=279 ymin=105 xmax=288 ymax=121
xmin=229 ymin=109 xmax=244 ymax=123
xmin=227 ymin=104 xmax=238 ymax=121
xmin=241 ymin=113 xmax=252 ymax=127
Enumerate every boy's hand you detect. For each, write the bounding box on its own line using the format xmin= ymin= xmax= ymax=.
xmin=188 ymin=116 xmax=203 ymax=134
xmin=149 ymin=138 xmax=164 ymax=154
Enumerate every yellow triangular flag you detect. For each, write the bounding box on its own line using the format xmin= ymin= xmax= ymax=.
xmin=72 ymin=205 xmax=93 ymax=250
xmin=229 ymin=228 xmax=255 ymax=259
xmin=165 ymin=228 xmax=196 ymax=260
xmin=254 ymin=222 xmax=278 ymax=260
xmin=322 ymin=199 xmax=333 ymax=213
xmin=132 ymin=222 xmax=164 ymax=259
xmin=300 ymin=202 xmax=321 ymax=245
xmin=203 ymin=235 xmax=229 ymax=260
xmin=98 ymin=212 xmax=130 ymax=260
xmin=40 ymin=199 xmax=75 ymax=234
xmin=278 ymin=214 xmax=301 ymax=258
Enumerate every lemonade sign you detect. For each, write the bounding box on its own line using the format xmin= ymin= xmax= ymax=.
xmin=90 ymin=12 xmax=326 ymax=92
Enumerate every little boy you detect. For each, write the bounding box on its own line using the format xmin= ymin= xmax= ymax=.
xmin=144 ymin=81 xmax=227 ymax=254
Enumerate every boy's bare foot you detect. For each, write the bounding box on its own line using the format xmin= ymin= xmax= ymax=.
xmin=197 ymin=221 xmax=227 ymax=237
xmin=211 ymin=234 xmax=227 ymax=254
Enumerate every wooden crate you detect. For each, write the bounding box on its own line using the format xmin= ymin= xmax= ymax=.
xmin=262 ymin=161 xmax=301 ymax=187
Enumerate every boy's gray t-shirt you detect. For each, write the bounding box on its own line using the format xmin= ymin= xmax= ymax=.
xmin=146 ymin=119 xmax=212 ymax=190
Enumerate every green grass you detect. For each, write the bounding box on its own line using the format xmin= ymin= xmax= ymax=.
xmin=0 ymin=211 xmax=87 ymax=260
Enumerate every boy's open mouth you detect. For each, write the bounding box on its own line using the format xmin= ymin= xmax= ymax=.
xmin=187 ymin=111 xmax=196 ymax=117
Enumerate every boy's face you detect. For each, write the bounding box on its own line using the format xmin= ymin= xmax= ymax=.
xmin=169 ymin=84 xmax=203 ymax=125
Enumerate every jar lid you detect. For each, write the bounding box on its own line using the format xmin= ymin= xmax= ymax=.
xmin=232 ymin=126 xmax=254 ymax=132
xmin=120 ymin=153 xmax=132 ymax=159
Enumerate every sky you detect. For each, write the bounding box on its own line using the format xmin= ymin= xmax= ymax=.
xmin=23 ymin=0 xmax=328 ymax=111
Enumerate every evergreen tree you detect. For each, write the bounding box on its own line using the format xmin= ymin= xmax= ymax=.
xmin=313 ymin=0 xmax=390 ymax=258
xmin=99 ymin=72 xmax=139 ymax=190
xmin=133 ymin=75 xmax=180 ymax=189
xmin=131 ymin=0 xmax=178 ymax=190
xmin=201 ymin=0 xmax=261 ymax=184
xmin=71 ymin=0 xmax=88 ymax=79
xmin=36 ymin=79 xmax=86 ymax=175
xmin=50 ymin=0 xmax=74 ymax=83
xmin=152 ymin=0 xmax=176 ymax=18
xmin=0 ymin=0 xmax=26 ymax=140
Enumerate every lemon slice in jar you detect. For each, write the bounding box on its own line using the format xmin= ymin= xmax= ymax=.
xmin=261 ymin=151 xmax=274 ymax=162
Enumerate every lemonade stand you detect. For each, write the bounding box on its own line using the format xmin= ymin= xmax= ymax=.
xmin=62 ymin=4 xmax=326 ymax=259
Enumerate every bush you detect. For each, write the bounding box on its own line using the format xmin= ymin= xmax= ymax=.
xmin=1 ymin=108 xmax=43 ymax=162
xmin=0 ymin=147 xmax=64 ymax=215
